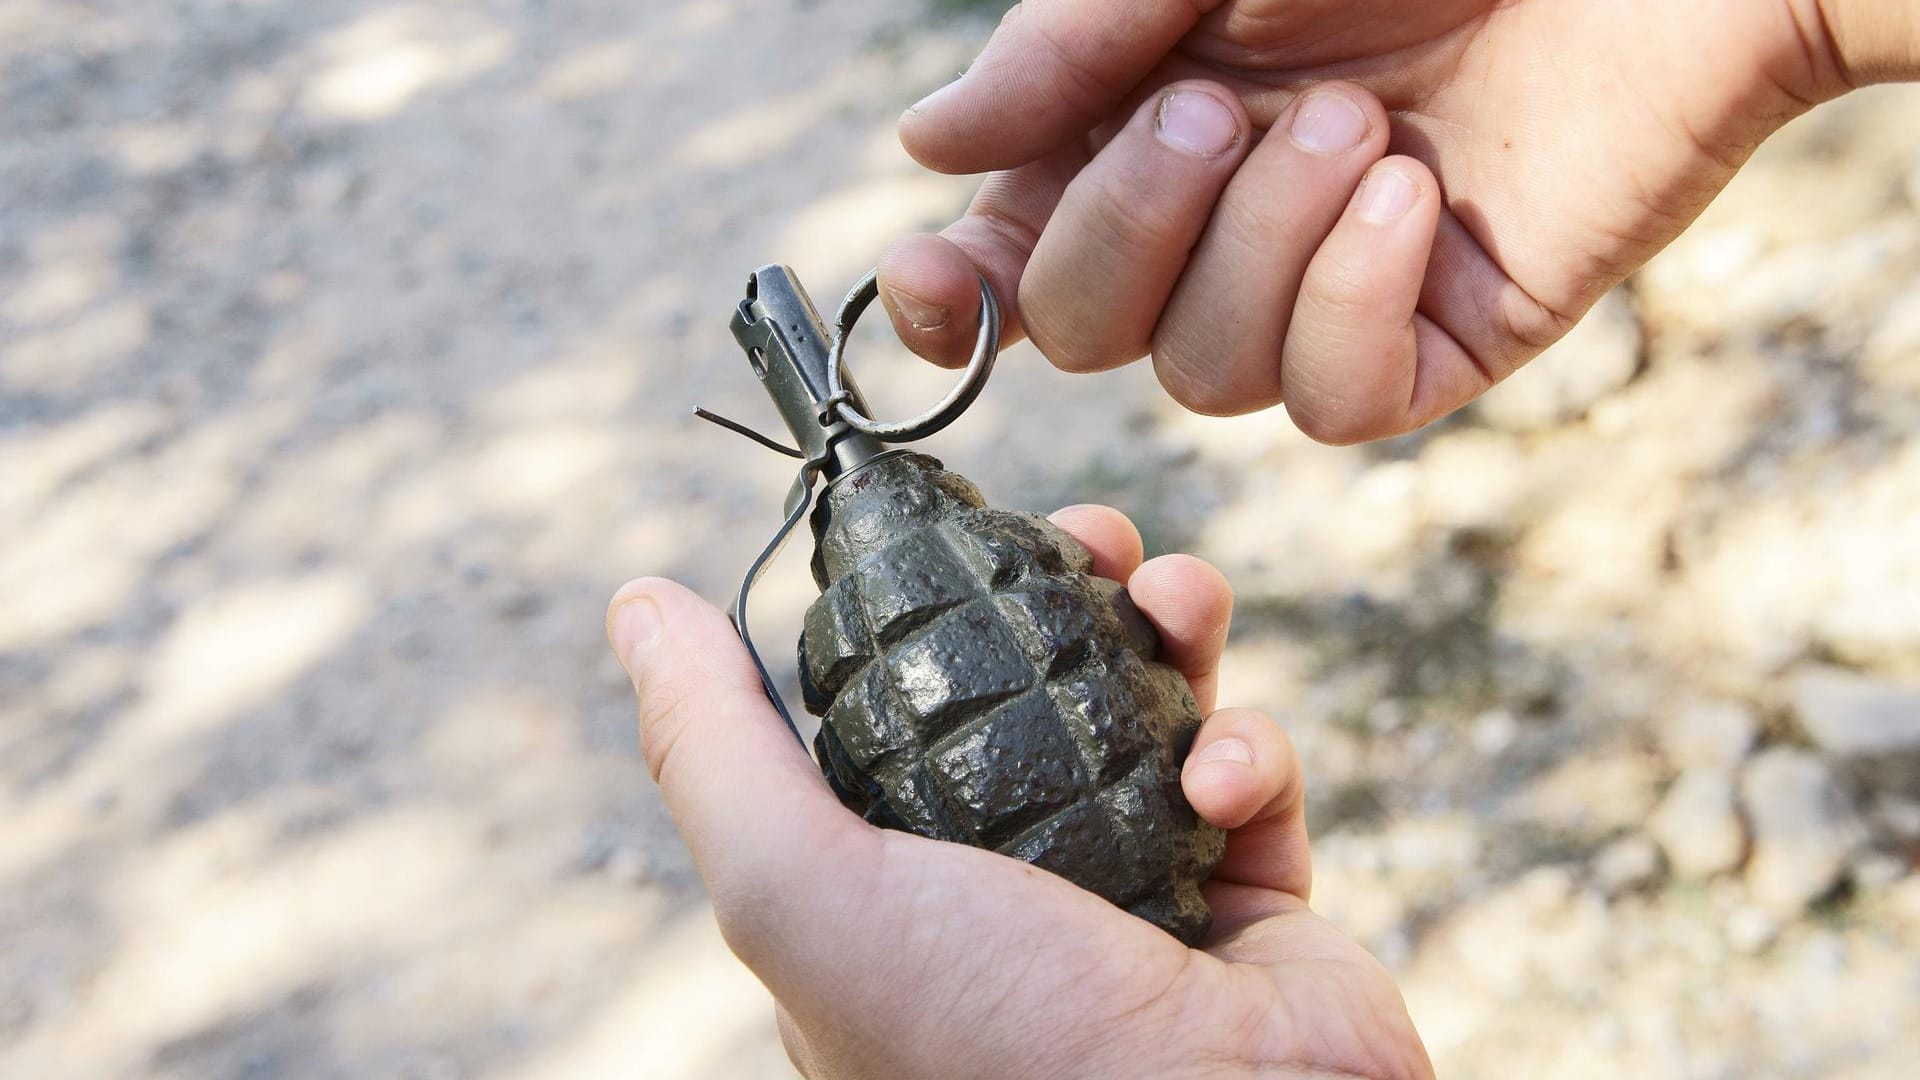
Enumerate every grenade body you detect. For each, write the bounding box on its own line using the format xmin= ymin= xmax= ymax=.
xmin=796 ymin=451 xmax=1226 ymax=943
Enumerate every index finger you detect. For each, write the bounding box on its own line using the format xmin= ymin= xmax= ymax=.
xmin=900 ymin=0 xmax=1216 ymax=174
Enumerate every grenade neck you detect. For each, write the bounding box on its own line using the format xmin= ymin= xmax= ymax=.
xmin=730 ymin=265 xmax=886 ymax=481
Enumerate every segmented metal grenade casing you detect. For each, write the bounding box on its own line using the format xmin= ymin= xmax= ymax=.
xmin=796 ymin=451 xmax=1227 ymax=943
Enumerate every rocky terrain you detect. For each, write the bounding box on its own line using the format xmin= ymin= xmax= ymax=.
xmin=2 ymin=2 xmax=1917 ymax=1078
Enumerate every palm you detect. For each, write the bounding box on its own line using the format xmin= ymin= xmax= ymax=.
xmin=778 ymin=831 xmax=1425 ymax=1080
xmin=1172 ymin=0 xmax=1799 ymax=324
xmin=614 ymin=509 xmax=1433 ymax=1078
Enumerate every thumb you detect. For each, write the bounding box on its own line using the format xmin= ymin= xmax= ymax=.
xmin=606 ymin=578 xmax=875 ymax=968
xmin=901 ymin=0 xmax=1219 ymax=173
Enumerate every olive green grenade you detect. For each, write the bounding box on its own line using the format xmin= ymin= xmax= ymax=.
xmin=717 ymin=266 xmax=1225 ymax=943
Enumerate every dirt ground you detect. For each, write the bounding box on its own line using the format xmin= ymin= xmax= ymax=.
xmin=4 ymin=2 xmax=1919 ymax=1078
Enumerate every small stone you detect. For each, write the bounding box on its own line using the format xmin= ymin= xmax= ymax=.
xmin=1474 ymin=288 xmax=1642 ymax=431
xmin=1591 ymin=834 xmax=1664 ymax=897
xmin=1850 ymin=850 xmax=1911 ymax=891
xmin=497 ymin=589 xmax=548 ymax=621
xmin=1740 ymin=748 xmax=1867 ymax=915
xmin=1492 ymin=640 xmax=1567 ymax=714
xmin=1863 ymin=281 xmax=1920 ymax=392
xmin=1367 ymin=698 xmax=1409 ymax=735
xmin=1798 ymin=930 xmax=1848 ymax=976
xmin=0 ymin=994 xmax=34 ymax=1037
xmin=1674 ymin=435 xmax=1920 ymax=673
xmin=1419 ymin=431 xmax=1530 ymax=532
xmin=1707 ymin=876 xmax=1747 ymax=913
xmin=1888 ymin=876 xmax=1920 ymax=926
xmin=1383 ymin=814 xmax=1486 ymax=876
xmin=1372 ymin=926 xmax=1414 ymax=971
xmin=1471 ymin=708 xmax=1518 ymax=757
xmin=1406 ymin=726 xmax=1446 ymax=763
xmin=1648 ymin=768 xmax=1747 ymax=879
xmin=1658 ymin=697 xmax=1759 ymax=770
xmin=1506 ymin=747 xmax=1663 ymax=838
xmin=1791 ymin=664 xmax=1920 ymax=791
xmin=1725 ymin=221 xmax=1920 ymax=334
xmin=1518 ymin=864 xmax=1580 ymax=907
xmin=1442 ymin=865 xmax=1601 ymax=999
xmin=1872 ymin=793 xmax=1920 ymax=839
xmin=603 ymin=845 xmax=648 ymax=885
xmin=1725 ymin=904 xmax=1779 ymax=955
xmin=401 ymin=1054 xmax=463 ymax=1080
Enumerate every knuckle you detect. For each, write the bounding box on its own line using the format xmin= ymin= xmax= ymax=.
xmin=1501 ymin=287 xmax=1578 ymax=357
xmin=1243 ymin=709 xmax=1299 ymax=769
xmin=1152 ymin=350 xmax=1220 ymax=413
xmin=1032 ymin=321 xmax=1125 ymax=374
xmin=1026 ymin=16 xmax=1127 ymax=119
xmin=1306 ymin=260 xmax=1378 ymax=317
xmin=707 ymin=896 xmax=791 ymax=983
xmin=1021 ymin=308 xmax=1097 ymax=375
xmin=638 ymin=676 xmax=779 ymax=787
xmin=965 ymin=203 xmax=1041 ymax=262
xmin=711 ymin=893 xmax=782 ymax=973
xmin=635 ymin=683 xmax=697 ymax=784
xmin=1152 ymin=343 xmax=1276 ymax=417
xmin=1081 ymin=168 xmax=1192 ymax=256
xmin=1210 ymin=186 xmax=1287 ymax=248
xmin=1019 ymin=272 xmax=1136 ymax=374
xmin=1286 ymin=396 xmax=1394 ymax=446
xmin=1273 ymin=724 xmax=1303 ymax=792
xmin=775 ymin=1005 xmax=816 ymax=1075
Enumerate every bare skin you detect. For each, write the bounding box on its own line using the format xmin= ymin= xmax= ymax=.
xmin=609 ymin=507 xmax=1431 ymax=1080
xmin=877 ymin=0 xmax=1916 ymax=442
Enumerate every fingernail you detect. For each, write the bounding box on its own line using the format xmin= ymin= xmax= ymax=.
xmin=609 ymin=594 xmax=662 ymax=674
xmin=1356 ymin=166 xmax=1417 ymax=223
xmin=1289 ymin=90 xmax=1369 ymax=155
xmin=887 ymin=286 xmax=949 ymax=331
xmin=1190 ymin=737 xmax=1254 ymax=767
xmin=1155 ymin=90 xmax=1239 ymax=157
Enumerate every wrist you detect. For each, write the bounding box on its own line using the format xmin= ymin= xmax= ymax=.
xmin=1789 ymin=0 xmax=1920 ymax=98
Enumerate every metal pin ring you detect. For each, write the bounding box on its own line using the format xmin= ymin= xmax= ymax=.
xmin=825 ymin=268 xmax=1000 ymax=443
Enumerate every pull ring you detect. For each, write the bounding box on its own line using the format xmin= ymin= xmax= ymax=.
xmin=825 ymin=269 xmax=1000 ymax=443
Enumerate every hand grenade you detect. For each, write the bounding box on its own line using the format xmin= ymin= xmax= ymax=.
xmin=716 ymin=266 xmax=1225 ymax=943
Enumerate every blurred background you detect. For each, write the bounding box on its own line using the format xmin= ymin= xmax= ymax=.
xmin=3 ymin=1 xmax=1919 ymax=1077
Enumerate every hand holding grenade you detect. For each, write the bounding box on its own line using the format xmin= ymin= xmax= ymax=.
xmin=711 ymin=266 xmax=1225 ymax=942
